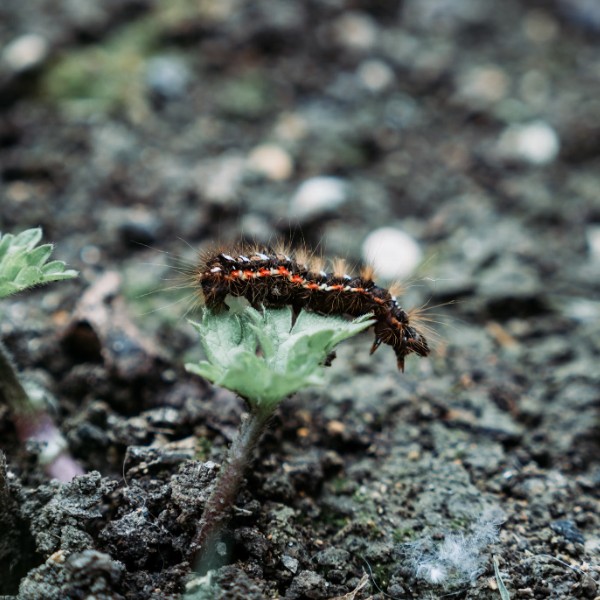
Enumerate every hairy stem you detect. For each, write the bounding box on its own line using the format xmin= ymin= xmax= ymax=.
xmin=0 ymin=340 xmax=30 ymax=412
xmin=0 ymin=340 xmax=84 ymax=482
xmin=190 ymin=405 xmax=273 ymax=572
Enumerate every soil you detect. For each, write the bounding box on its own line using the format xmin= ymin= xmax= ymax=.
xmin=1 ymin=1 xmax=599 ymax=599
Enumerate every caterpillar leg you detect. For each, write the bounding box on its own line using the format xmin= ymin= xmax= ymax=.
xmin=370 ymin=337 xmax=382 ymax=355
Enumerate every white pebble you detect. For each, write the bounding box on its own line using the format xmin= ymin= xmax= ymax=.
xmin=289 ymin=176 xmax=348 ymax=221
xmin=200 ymin=155 xmax=246 ymax=204
xmin=282 ymin=555 xmax=299 ymax=574
xmin=362 ymin=227 xmax=423 ymax=280
xmin=247 ymin=144 xmax=293 ymax=181
xmin=332 ymin=12 xmax=378 ymax=51
xmin=498 ymin=120 xmax=560 ymax=165
xmin=2 ymin=34 xmax=48 ymax=72
xmin=457 ymin=65 xmax=509 ymax=105
xmin=145 ymin=56 xmax=190 ymax=99
xmin=357 ymin=59 xmax=395 ymax=93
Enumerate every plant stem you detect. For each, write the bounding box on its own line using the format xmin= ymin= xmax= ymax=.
xmin=0 ymin=340 xmax=30 ymax=413
xmin=0 ymin=340 xmax=84 ymax=482
xmin=190 ymin=404 xmax=273 ymax=572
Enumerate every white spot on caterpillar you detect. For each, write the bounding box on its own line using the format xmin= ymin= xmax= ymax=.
xmin=210 ymin=267 xmax=222 ymax=273
xmin=238 ymin=255 xmax=250 ymax=262
xmin=320 ymin=271 xmax=328 ymax=278
xmin=221 ymin=253 xmax=235 ymax=261
xmin=256 ymin=252 xmax=269 ymax=260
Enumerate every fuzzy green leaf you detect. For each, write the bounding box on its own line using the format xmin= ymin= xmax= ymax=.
xmin=0 ymin=228 xmax=78 ymax=298
xmin=186 ymin=305 xmax=374 ymax=411
xmin=0 ymin=282 xmax=19 ymax=298
xmin=25 ymin=244 xmax=54 ymax=268
xmin=14 ymin=227 xmax=42 ymax=249
xmin=41 ymin=260 xmax=73 ymax=276
xmin=0 ymin=234 xmax=15 ymax=260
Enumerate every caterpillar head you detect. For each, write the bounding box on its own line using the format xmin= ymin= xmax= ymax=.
xmin=371 ymin=308 xmax=430 ymax=371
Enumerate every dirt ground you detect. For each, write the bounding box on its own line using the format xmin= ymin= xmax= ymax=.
xmin=1 ymin=1 xmax=599 ymax=598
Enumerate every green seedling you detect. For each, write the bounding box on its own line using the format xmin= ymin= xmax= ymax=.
xmin=185 ymin=301 xmax=374 ymax=571
xmin=0 ymin=228 xmax=80 ymax=481
xmin=0 ymin=228 xmax=77 ymax=298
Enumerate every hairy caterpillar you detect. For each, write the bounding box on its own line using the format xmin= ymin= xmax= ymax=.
xmin=194 ymin=245 xmax=430 ymax=371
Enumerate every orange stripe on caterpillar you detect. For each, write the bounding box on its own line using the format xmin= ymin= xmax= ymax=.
xmin=195 ymin=247 xmax=430 ymax=371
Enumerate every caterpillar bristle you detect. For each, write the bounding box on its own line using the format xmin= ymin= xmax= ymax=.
xmin=332 ymin=258 xmax=349 ymax=279
xmin=388 ymin=281 xmax=404 ymax=298
xmin=360 ymin=265 xmax=376 ymax=282
xmin=308 ymin=256 xmax=325 ymax=274
xmin=272 ymin=241 xmax=293 ymax=261
xmin=293 ymin=248 xmax=311 ymax=269
xmin=406 ymin=302 xmax=454 ymax=347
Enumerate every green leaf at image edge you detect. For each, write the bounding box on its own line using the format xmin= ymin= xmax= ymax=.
xmin=0 ymin=228 xmax=78 ymax=298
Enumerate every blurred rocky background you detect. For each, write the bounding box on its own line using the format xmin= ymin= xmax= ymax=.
xmin=1 ymin=1 xmax=599 ymax=598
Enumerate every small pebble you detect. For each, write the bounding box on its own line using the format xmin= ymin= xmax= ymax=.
xmin=117 ymin=208 xmax=161 ymax=247
xmin=584 ymin=537 xmax=600 ymax=555
xmin=145 ymin=56 xmax=190 ymax=99
xmin=6 ymin=181 xmax=33 ymax=203
xmin=282 ymin=555 xmax=299 ymax=574
xmin=200 ymin=155 xmax=246 ymax=204
xmin=550 ymin=519 xmax=585 ymax=544
xmin=519 ymin=70 xmax=551 ymax=106
xmin=2 ymin=34 xmax=48 ymax=72
xmin=247 ymin=144 xmax=293 ymax=181
xmin=457 ymin=66 xmax=509 ymax=105
xmin=497 ymin=120 xmax=560 ymax=165
xmin=332 ymin=12 xmax=378 ymax=51
xmin=357 ymin=59 xmax=395 ymax=93
xmin=80 ymin=245 xmax=102 ymax=266
xmin=565 ymin=298 xmax=600 ymax=323
xmin=361 ymin=227 xmax=423 ymax=280
xmin=274 ymin=112 xmax=308 ymax=142
xmin=289 ymin=176 xmax=348 ymax=221
xmin=523 ymin=10 xmax=559 ymax=43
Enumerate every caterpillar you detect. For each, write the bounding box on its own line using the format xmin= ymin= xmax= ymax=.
xmin=193 ymin=245 xmax=430 ymax=371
